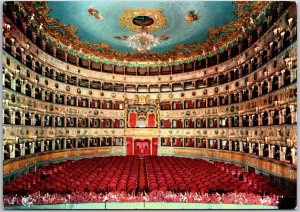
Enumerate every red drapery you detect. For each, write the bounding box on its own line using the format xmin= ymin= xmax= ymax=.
xmin=126 ymin=137 xmax=133 ymax=156
xmin=114 ymin=103 xmax=119 ymax=109
xmin=188 ymin=102 xmax=194 ymax=109
xmin=152 ymin=138 xmax=158 ymax=156
xmin=102 ymin=103 xmax=107 ymax=109
xmin=102 ymin=120 xmax=106 ymax=128
xmin=90 ymin=120 xmax=94 ymax=128
xmin=167 ymin=138 xmax=171 ymax=146
xmin=163 ymin=120 xmax=170 ymax=128
xmin=147 ymin=113 xmax=155 ymax=127
xmin=90 ymin=102 xmax=95 ymax=108
xmin=129 ymin=112 xmax=137 ymax=127
xmin=176 ymin=103 xmax=182 ymax=109
xmin=176 ymin=139 xmax=182 ymax=147
xmin=163 ymin=103 xmax=171 ymax=110
xmin=114 ymin=119 xmax=120 ymax=128
xmin=189 ymin=139 xmax=194 ymax=147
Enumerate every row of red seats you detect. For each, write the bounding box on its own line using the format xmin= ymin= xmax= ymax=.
xmin=4 ymin=156 xmax=139 ymax=195
xmin=4 ymin=156 xmax=288 ymax=197
xmin=145 ymin=156 xmax=287 ymax=195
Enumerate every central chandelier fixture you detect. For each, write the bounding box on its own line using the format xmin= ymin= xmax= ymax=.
xmin=124 ymin=32 xmax=168 ymax=52
xmin=115 ymin=15 xmax=169 ymax=52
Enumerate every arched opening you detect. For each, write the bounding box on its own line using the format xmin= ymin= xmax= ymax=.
xmin=15 ymin=111 xmax=21 ymax=125
xmin=262 ymin=81 xmax=268 ymax=95
xmin=262 ymin=112 xmax=269 ymax=126
xmin=272 ymin=76 xmax=279 ymax=91
xmin=284 ymin=70 xmax=291 ymax=86
xmin=285 ymin=107 xmax=292 ymax=124
xmin=4 ymin=109 xmax=11 ymax=124
xmin=25 ymin=84 xmax=31 ymax=96
xmin=252 ymin=85 xmax=258 ymax=98
xmin=273 ymin=111 xmax=280 ymax=125
xmin=4 ymin=73 xmax=11 ymax=89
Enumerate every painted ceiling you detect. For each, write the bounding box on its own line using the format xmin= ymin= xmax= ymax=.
xmin=47 ymin=1 xmax=237 ymax=54
xmin=19 ymin=1 xmax=269 ymax=65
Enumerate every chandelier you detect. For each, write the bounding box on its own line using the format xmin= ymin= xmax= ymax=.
xmin=127 ymin=32 xmax=160 ymax=51
xmin=115 ymin=32 xmax=168 ymax=52
xmin=115 ymin=14 xmax=169 ymax=52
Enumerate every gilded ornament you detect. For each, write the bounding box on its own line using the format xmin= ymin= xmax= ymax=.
xmin=119 ymin=9 xmax=167 ymax=33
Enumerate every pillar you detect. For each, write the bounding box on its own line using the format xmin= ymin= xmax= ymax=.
xmin=63 ymin=139 xmax=67 ymax=149
xmin=205 ymin=139 xmax=208 ymax=149
xmin=217 ymin=140 xmax=220 ymax=149
xmin=11 ymin=77 xmax=16 ymax=90
xmin=269 ymin=145 xmax=274 ymax=158
xmin=291 ymin=147 xmax=296 ymax=164
xmin=41 ymin=141 xmax=45 ymax=152
xmin=239 ymin=141 xmax=243 ymax=152
xmin=10 ymin=110 xmax=15 ymax=125
xmin=11 ymin=144 xmax=16 ymax=158
xmin=267 ymin=79 xmax=272 ymax=93
xmin=21 ymin=82 xmax=26 ymax=94
xmin=249 ymin=143 xmax=253 ymax=154
xmin=268 ymin=112 xmax=273 ymax=125
xmin=51 ymin=140 xmax=55 ymax=151
xmin=258 ymin=113 xmax=262 ymax=126
xmin=259 ymin=144 xmax=264 ymax=156
xmin=30 ymin=142 xmax=35 ymax=154
xmin=87 ymin=138 xmax=91 ymax=148
xmin=75 ymin=138 xmax=78 ymax=148
xmin=20 ymin=143 xmax=25 ymax=156
xmin=290 ymin=106 xmax=297 ymax=124
xmin=229 ymin=140 xmax=232 ymax=151
xmin=249 ymin=115 xmax=253 ymax=127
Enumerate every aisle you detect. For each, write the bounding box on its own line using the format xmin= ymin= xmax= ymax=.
xmin=138 ymin=158 xmax=148 ymax=192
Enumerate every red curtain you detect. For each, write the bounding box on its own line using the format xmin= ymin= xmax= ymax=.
xmin=102 ymin=103 xmax=107 ymax=109
xmin=188 ymin=102 xmax=194 ymax=109
xmin=176 ymin=139 xmax=182 ymax=147
xmin=167 ymin=138 xmax=171 ymax=146
xmin=164 ymin=120 xmax=170 ymax=128
xmin=152 ymin=138 xmax=158 ymax=156
xmin=127 ymin=137 xmax=133 ymax=156
xmin=148 ymin=113 xmax=155 ymax=127
xmin=90 ymin=102 xmax=95 ymax=108
xmin=201 ymin=100 xmax=206 ymax=108
xmin=79 ymin=101 xmax=83 ymax=107
xmin=177 ymin=121 xmax=182 ymax=128
xmin=114 ymin=103 xmax=119 ymax=109
xmin=176 ymin=103 xmax=182 ymax=109
xmin=163 ymin=103 xmax=171 ymax=110
xmin=102 ymin=120 xmax=106 ymax=128
xmin=90 ymin=120 xmax=94 ymax=128
xmin=114 ymin=119 xmax=120 ymax=128
xmin=129 ymin=112 xmax=137 ymax=127
xmin=189 ymin=139 xmax=194 ymax=147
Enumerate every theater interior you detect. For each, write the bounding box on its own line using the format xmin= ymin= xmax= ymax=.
xmin=2 ymin=1 xmax=297 ymax=209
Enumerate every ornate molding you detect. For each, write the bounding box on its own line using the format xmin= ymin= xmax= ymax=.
xmin=119 ymin=9 xmax=167 ymax=33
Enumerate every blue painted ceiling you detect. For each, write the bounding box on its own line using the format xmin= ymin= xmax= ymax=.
xmin=47 ymin=1 xmax=238 ymax=54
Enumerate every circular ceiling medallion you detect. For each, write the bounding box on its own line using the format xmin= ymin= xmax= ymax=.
xmin=132 ymin=16 xmax=154 ymax=27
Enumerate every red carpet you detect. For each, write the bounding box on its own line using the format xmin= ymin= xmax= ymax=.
xmin=138 ymin=158 xmax=148 ymax=192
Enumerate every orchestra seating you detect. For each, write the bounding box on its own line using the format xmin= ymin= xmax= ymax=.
xmin=4 ymin=156 xmax=287 ymax=197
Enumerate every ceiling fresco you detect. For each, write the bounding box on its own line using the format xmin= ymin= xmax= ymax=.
xmin=18 ymin=1 xmax=269 ymax=65
xmin=46 ymin=1 xmax=237 ymax=54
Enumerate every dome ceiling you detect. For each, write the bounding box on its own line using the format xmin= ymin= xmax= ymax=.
xmin=20 ymin=1 xmax=269 ymax=66
xmin=46 ymin=1 xmax=237 ymax=54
